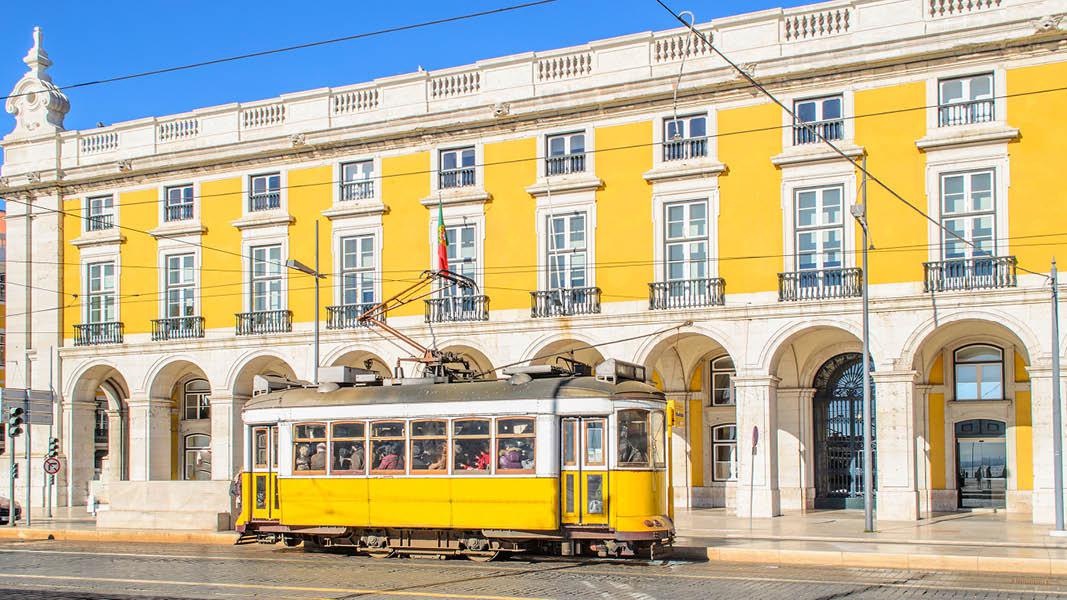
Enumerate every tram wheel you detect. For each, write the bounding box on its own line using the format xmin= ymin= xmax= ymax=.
xmin=465 ymin=551 xmax=500 ymax=562
xmin=367 ymin=549 xmax=396 ymax=559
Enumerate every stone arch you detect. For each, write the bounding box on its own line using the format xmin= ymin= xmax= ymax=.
xmin=66 ymin=363 xmax=132 ymax=505
xmin=145 ymin=358 xmax=212 ymax=482
xmin=229 ymin=353 xmax=299 ymax=398
xmin=525 ymin=336 xmax=605 ymax=371
xmin=327 ymin=347 xmax=393 ymax=378
xmin=638 ymin=330 xmax=735 ymax=394
xmin=145 ymin=357 xmax=210 ymax=401
xmin=762 ymin=321 xmax=865 ymax=389
xmin=899 ymin=311 xmax=1039 ymax=376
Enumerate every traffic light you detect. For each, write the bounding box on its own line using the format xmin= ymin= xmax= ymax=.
xmin=6 ymin=407 xmax=23 ymax=438
xmin=47 ymin=437 xmax=59 ymax=458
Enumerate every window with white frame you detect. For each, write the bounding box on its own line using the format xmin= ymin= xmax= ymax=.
xmin=86 ymin=195 xmax=115 ymax=231
xmin=183 ymin=379 xmax=210 ymax=421
xmin=86 ymin=261 xmax=116 ymax=324
xmin=164 ymin=185 xmax=194 ymax=222
xmin=709 ymin=355 xmax=735 ymax=407
xmin=794 ymin=186 xmax=844 ymax=273
xmin=249 ymin=173 xmax=281 ymax=212
xmin=340 ymin=235 xmax=375 ymax=307
xmin=442 ymin=224 xmax=477 ymax=296
xmin=547 ymin=213 xmax=588 ymax=290
xmin=183 ymin=433 xmax=212 ymax=481
xmin=939 ymin=73 xmax=994 ymax=127
xmin=439 ymin=147 xmax=476 ymax=189
xmin=164 ymin=254 xmax=196 ymax=318
xmin=664 ymin=200 xmax=708 ymax=283
xmin=793 ymin=95 xmax=843 ymax=145
xmin=340 ymin=160 xmax=374 ymax=201
xmin=940 ymin=170 xmax=995 ymax=260
xmin=250 ymin=245 xmax=283 ymax=312
xmin=954 ymin=344 xmax=1004 ymax=401
xmin=663 ymin=114 xmax=708 ymax=161
xmin=712 ymin=424 xmax=737 ymax=482
xmin=546 ymin=132 xmax=586 ymax=175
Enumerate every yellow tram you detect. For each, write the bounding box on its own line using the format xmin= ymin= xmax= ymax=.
xmin=234 ymin=359 xmax=673 ymax=559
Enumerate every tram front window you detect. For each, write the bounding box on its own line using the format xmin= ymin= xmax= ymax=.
xmin=497 ymin=418 xmax=536 ymax=472
xmin=618 ymin=409 xmax=650 ymax=466
xmin=454 ymin=419 xmax=491 ymax=472
xmin=293 ymin=423 xmax=327 ymax=473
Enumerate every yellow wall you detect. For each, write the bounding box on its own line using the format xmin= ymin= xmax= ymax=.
xmin=928 ymin=354 xmax=945 ymax=488
xmin=483 ymin=138 xmax=537 ymax=310
xmin=118 ymin=188 xmax=158 ymax=335
xmin=198 ymin=177 xmax=244 ymax=328
xmin=287 ymin=166 xmax=333 ymax=324
xmin=1014 ymin=351 xmax=1033 ymax=491
xmin=380 ymin=153 xmax=430 ymax=318
xmin=62 ymin=198 xmax=81 ymax=337
xmin=717 ymin=103 xmax=782 ymax=293
xmin=688 ymin=364 xmax=703 ymax=488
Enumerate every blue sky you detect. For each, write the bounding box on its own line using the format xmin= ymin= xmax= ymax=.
xmin=0 ymin=0 xmax=807 ymax=154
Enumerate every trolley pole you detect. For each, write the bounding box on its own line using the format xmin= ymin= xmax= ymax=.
xmin=852 ymin=156 xmax=875 ymax=533
xmin=1052 ymin=259 xmax=1065 ymax=534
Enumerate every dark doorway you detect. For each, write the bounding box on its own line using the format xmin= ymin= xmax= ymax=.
xmin=813 ymin=353 xmax=876 ymax=509
xmin=955 ymin=419 xmax=1007 ymax=509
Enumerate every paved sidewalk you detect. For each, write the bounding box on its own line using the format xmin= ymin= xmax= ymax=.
xmin=675 ymin=508 xmax=1067 ymax=575
xmin=0 ymin=506 xmax=234 ymax=545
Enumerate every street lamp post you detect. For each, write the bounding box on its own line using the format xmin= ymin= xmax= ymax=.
xmin=1052 ymin=258 xmax=1065 ymax=535
xmin=287 ymin=220 xmax=325 ymax=384
xmin=851 ymin=157 xmax=875 ymax=533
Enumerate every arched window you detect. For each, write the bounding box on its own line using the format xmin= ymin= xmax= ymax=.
xmin=183 ymin=433 xmax=211 ymax=481
xmin=711 ymin=424 xmax=737 ymax=482
xmin=710 ymin=356 xmax=735 ymax=406
xmin=954 ymin=344 xmax=1003 ymax=401
xmin=183 ymin=379 xmax=210 ymax=420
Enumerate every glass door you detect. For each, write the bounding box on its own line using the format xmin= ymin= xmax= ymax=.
xmin=250 ymin=426 xmax=278 ymax=521
xmin=560 ymin=417 xmax=608 ymax=526
xmin=955 ymin=420 xmax=1007 ymax=509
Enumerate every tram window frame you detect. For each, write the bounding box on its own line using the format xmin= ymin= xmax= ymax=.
xmin=453 ymin=418 xmax=493 ymax=474
xmin=496 ymin=417 xmax=536 ymax=474
xmin=330 ymin=421 xmax=367 ymax=475
xmin=584 ymin=419 xmax=605 ymax=467
xmin=253 ymin=428 xmax=269 ymax=469
xmin=271 ymin=425 xmax=278 ymax=470
xmin=617 ymin=409 xmax=651 ymax=468
xmin=410 ymin=419 xmax=449 ymax=475
xmin=651 ymin=411 xmax=666 ymax=468
xmin=370 ymin=420 xmax=407 ymax=475
xmin=562 ymin=419 xmax=578 ymax=467
xmin=293 ymin=422 xmax=327 ymax=475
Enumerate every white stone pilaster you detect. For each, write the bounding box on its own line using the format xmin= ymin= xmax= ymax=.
xmin=734 ymin=375 xmax=780 ymax=518
xmin=666 ymin=391 xmax=694 ymax=508
xmin=777 ymin=387 xmax=815 ymax=511
xmin=1028 ymin=367 xmax=1066 ymax=525
xmin=873 ymin=370 xmax=920 ymax=521
xmin=62 ymin=399 xmax=96 ymax=506
xmin=127 ymin=398 xmax=172 ymax=481
xmin=210 ymin=394 xmax=248 ymax=480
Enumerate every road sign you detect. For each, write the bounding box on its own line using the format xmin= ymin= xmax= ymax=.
xmin=43 ymin=457 xmax=60 ymax=475
xmin=1 ymin=388 xmax=54 ymax=426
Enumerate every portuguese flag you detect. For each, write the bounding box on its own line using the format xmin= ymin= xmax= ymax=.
xmin=437 ymin=200 xmax=449 ymax=272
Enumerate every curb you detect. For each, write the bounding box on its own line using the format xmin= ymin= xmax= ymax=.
xmin=0 ymin=527 xmax=234 ymax=546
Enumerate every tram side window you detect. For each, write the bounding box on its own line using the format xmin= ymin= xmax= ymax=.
xmin=618 ymin=409 xmax=650 ymax=467
xmin=331 ymin=422 xmax=366 ymax=474
xmin=651 ymin=411 xmax=666 ymax=468
xmin=371 ymin=421 xmax=406 ymax=474
xmin=497 ymin=417 xmax=536 ymax=472
xmin=293 ymin=423 xmax=327 ymax=473
xmin=411 ymin=420 xmax=448 ymax=473
xmin=254 ymin=428 xmax=268 ymax=468
xmin=453 ymin=419 xmax=492 ymax=472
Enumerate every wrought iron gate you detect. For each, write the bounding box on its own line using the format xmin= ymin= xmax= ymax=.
xmin=812 ymin=353 xmax=876 ymax=509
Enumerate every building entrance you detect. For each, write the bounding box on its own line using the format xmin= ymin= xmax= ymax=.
xmin=812 ymin=353 xmax=876 ymax=509
xmin=955 ymin=419 xmax=1007 ymax=509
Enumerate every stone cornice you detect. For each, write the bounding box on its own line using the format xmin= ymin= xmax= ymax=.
xmin=771 ymin=142 xmax=865 ymax=168
xmin=524 ymin=175 xmax=604 ymax=197
xmin=148 ymin=221 xmax=206 ymax=238
xmin=321 ymin=202 xmax=389 ymax=220
xmin=231 ymin=211 xmax=295 ymax=230
xmin=419 ymin=189 xmax=492 ymax=208
xmin=915 ymin=124 xmax=1021 ymax=151
xmin=69 ymin=228 xmax=125 ymax=248
xmin=642 ymin=160 xmax=727 ymax=183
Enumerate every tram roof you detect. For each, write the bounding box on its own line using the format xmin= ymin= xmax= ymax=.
xmin=243 ymin=376 xmax=663 ymax=412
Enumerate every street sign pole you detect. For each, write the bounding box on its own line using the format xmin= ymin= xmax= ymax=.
xmin=25 ymin=403 xmax=31 ymax=528
xmin=6 ymin=408 xmax=14 ymax=527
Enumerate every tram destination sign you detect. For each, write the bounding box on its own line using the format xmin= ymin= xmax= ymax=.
xmin=1 ymin=388 xmax=55 ymax=426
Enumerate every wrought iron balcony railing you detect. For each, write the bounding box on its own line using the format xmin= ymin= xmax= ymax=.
xmin=326 ymin=303 xmax=379 ymax=329
xmin=425 ymin=295 xmax=490 ymax=323
xmin=235 ymin=310 xmax=292 ymax=335
xmin=649 ymin=278 xmax=726 ymax=310
xmin=74 ymin=321 xmax=124 ymax=346
xmin=662 ymin=137 xmax=708 ymax=161
xmin=923 ymin=256 xmax=1017 ymax=293
xmin=778 ymin=268 xmax=862 ymax=302
xmin=938 ymin=99 xmax=995 ymax=127
xmin=248 ymin=191 xmax=281 ymax=212
xmin=545 ymin=153 xmax=586 ymax=176
xmin=531 ymin=287 xmax=601 ymax=318
xmin=164 ymin=204 xmax=194 ymax=222
xmin=340 ymin=180 xmax=374 ymax=201
xmin=793 ymin=118 xmax=844 ymax=145
xmin=439 ymin=167 xmax=476 ymax=189
xmin=151 ymin=316 xmax=205 ymax=341
xmin=94 ymin=426 xmax=109 ymax=444
xmin=86 ymin=213 xmax=114 ymax=232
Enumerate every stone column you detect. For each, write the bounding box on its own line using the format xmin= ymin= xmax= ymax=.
xmin=913 ymin=384 xmax=934 ymax=518
xmin=62 ymin=398 xmax=97 ymax=507
xmin=733 ymin=375 xmax=780 ymax=518
xmin=127 ymin=397 xmax=172 ymax=481
xmin=873 ymin=370 xmax=920 ymax=521
xmin=102 ymin=409 xmax=126 ymax=482
xmin=210 ymin=394 xmax=248 ymax=481
xmin=777 ymin=387 xmax=815 ymax=511
xmin=1028 ymin=367 xmax=1066 ymax=525
xmin=665 ymin=391 xmax=694 ymax=508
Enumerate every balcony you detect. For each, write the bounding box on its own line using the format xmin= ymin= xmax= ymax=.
xmin=248 ymin=191 xmax=281 ymax=212
xmin=793 ymin=119 xmax=844 ymax=145
xmin=74 ymin=322 xmax=124 ymax=346
xmin=235 ymin=310 xmax=292 ymax=335
xmin=938 ymin=99 xmax=994 ymax=128
xmin=545 ymin=153 xmax=586 ymax=176
xmin=340 ymin=180 xmax=374 ymax=202
xmin=778 ymin=268 xmax=862 ymax=302
xmin=151 ymin=316 xmax=205 ymax=341
xmin=649 ymin=278 xmax=725 ymax=310
xmin=164 ymin=204 xmax=194 ymax=222
xmin=326 ymin=303 xmax=379 ymax=330
xmin=923 ymin=256 xmax=1017 ymax=293
xmin=663 ymin=137 xmax=708 ymax=162
xmin=439 ymin=167 xmax=476 ymax=189
xmin=86 ymin=213 xmax=114 ymax=231
xmin=94 ymin=425 xmax=109 ymax=444
xmin=531 ymin=287 xmax=601 ymax=318
xmin=425 ymin=295 xmax=490 ymax=323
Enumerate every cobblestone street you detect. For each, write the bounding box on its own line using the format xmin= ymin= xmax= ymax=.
xmin=0 ymin=539 xmax=1065 ymax=600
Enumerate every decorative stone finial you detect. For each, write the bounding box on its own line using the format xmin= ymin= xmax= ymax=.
xmin=5 ymin=27 xmax=70 ymax=139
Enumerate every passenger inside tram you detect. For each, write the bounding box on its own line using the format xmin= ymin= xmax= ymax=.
xmin=455 ymin=442 xmax=491 ymax=471
xmin=294 ymin=444 xmax=311 ymax=471
xmin=309 ymin=443 xmax=327 ymax=470
xmin=618 ymin=411 xmax=649 ymax=465
xmin=375 ymin=442 xmax=404 ymax=471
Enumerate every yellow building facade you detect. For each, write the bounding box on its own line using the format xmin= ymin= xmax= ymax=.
xmin=2 ymin=0 xmax=1067 ymax=529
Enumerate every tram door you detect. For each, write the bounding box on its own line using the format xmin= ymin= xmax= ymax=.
xmin=250 ymin=426 xmax=278 ymax=521
xmin=560 ymin=417 xmax=608 ymax=526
